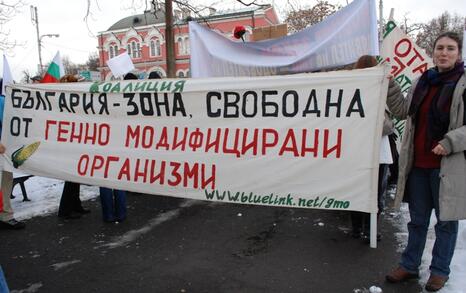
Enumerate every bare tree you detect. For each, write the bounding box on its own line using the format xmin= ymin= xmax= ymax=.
xmin=0 ymin=0 xmax=25 ymax=51
xmin=86 ymin=52 xmax=99 ymax=71
xmin=415 ymin=11 xmax=465 ymax=56
xmin=398 ymin=13 xmax=423 ymax=36
xmin=20 ymin=69 xmax=32 ymax=83
xmin=284 ymin=0 xmax=341 ymax=33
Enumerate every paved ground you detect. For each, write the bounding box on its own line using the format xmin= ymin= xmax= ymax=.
xmin=0 ymin=192 xmax=422 ymax=293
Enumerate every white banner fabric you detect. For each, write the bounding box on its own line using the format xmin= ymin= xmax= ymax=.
xmin=2 ymin=67 xmax=388 ymax=213
xmin=189 ymin=0 xmax=379 ymax=78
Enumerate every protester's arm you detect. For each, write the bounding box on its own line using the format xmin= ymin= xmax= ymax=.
xmin=0 ymin=143 xmax=5 ymax=154
xmin=438 ymin=82 xmax=466 ymax=155
xmin=438 ymin=126 xmax=466 ymax=155
xmin=386 ymin=79 xmax=411 ymax=120
xmin=382 ymin=111 xmax=394 ymax=136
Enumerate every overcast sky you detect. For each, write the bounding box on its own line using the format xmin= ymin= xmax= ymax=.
xmin=2 ymin=0 xmax=465 ymax=80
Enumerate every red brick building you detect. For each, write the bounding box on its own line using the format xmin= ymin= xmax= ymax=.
xmin=97 ymin=3 xmax=280 ymax=80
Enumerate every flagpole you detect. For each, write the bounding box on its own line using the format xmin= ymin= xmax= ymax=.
xmin=31 ymin=6 xmax=42 ymax=74
xmin=379 ymin=0 xmax=384 ymax=46
xmin=31 ymin=6 xmax=59 ymax=75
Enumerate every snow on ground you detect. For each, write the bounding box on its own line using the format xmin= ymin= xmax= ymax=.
xmin=8 ymin=176 xmax=466 ymax=292
xmin=11 ymin=176 xmax=99 ymax=221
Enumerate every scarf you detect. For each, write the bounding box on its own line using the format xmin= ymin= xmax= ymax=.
xmin=409 ymin=61 xmax=464 ymax=146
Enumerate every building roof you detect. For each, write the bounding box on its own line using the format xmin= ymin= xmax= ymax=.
xmin=107 ymin=5 xmax=272 ymax=31
xmin=108 ymin=10 xmax=166 ymax=31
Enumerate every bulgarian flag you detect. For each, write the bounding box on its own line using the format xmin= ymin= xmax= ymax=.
xmin=41 ymin=51 xmax=65 ymax=83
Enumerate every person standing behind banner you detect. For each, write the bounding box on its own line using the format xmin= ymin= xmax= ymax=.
xmin=30 ymin=75 xmax=41 ymax=83
xmin=148 ymin=71 xmax=162 ymax=79
xmin=98 ymin=72 xmax=137 ymax=223
xmin=0 ymin=89 xmax=26 ymax=230
xmin=0 ymin=142 xmax=25 ymax=230
xmin=99 ymin=187 xmax=126 ymax=223
xmin=385 ymin=32 xmax=465 ymax=292
xmin=56 ymin=75 xmax=91 ymax=220
xmin=0 ymin=79 xmax=26 ymax=230
xmin=349 ymin=55 xmax=394 ymax=242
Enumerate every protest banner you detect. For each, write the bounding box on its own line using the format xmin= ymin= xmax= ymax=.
xmin=1 ymin=67 xmax=388 ymax=214
xmin=378 ymin=20 xmax=433 ymax=140
xmin=189 ymin=0 xmax=379 ymax=77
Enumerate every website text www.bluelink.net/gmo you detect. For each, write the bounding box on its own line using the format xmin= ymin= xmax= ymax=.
xmin=204 ymin=190 xmax=350 ymax=209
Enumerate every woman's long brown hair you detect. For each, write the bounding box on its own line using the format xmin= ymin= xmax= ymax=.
xmin=353 ymin=55 xmax=378 ymax=69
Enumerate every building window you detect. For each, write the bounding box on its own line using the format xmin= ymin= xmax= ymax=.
xmin=132 ymin=42 xmax=137 ymax=58
xmin=177 ymin=36 xmax=189 ymax=55
xmin=127 ymin=41 xmax=140 ymax=58
xmin=109 ymin=44 xmax=118 ymax=59
xmin=150 ymin=39 xmax=161 ymax=57
xmin=176 ymin=37 xmax=186 ymax=55
xmin=177 ymin=71 xmax=185 ymax=78
xmin=155 ymin=40 xmax=160 ymax=55
xmin=131 ymin=42 xmax=136 ymax=57
xmin=184 ymin=37 xmax=190 ymax=54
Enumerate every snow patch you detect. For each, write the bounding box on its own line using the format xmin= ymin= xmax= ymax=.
xmin=11 ymin=176 xmax=99 ymax=221
xmin=10 ymin=282 xmax=43 ymax=293
xmin=369 ymin=285 xmax=382 ymax=293
xmin=50 ymin=260 xmax=82 ymax=271
xmin=99 ymin=200 xmax=198 ymax=249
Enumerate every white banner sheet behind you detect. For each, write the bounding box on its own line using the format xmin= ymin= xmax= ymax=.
xmin=379 ymin=20 xmax=433 ymax=95
xmin=2 ymin=67 xmax=388 ymax=213
xmin=189 ymin=0 xmax=379 ymax=78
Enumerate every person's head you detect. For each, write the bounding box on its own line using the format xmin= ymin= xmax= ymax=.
xmin=148 ymin=71 xmax=162 ymax=79
xmin=123 ymin=72 xmax=138 ymax=80
xmin=59 ymin=74 xmax=78 ymax=83
xmin=353 ymin=55 xmax=378 ymax=69
xmin=433 ymin=31 xmax=462 ymax=72
xmin=31 ymin=75 xmax=41 ymax=83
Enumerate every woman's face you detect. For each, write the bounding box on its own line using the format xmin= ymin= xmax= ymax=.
xmin=433 ymin=36 xmax=460 ymax=72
